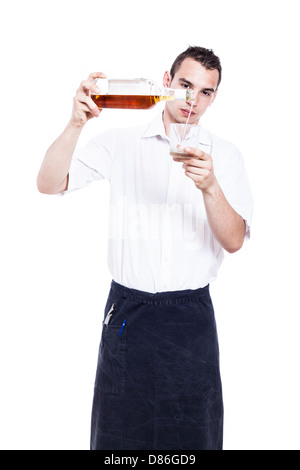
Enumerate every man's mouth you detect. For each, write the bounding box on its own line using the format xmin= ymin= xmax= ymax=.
xmin=181 ymin=108 xmax=195 ymax=117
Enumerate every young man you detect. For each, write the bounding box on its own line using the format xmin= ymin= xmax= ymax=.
xmin=37 ymin=47 xmax=253 ymax=450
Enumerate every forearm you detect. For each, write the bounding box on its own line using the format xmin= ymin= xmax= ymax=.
xmin=175 ymin=147 xmax=246 ymax=253
xmin=37 ymin=121 xmax=83 ymax=194
xmin=37 ymin=72 xmax=104 ymax=195
xmin=202 ymin=179 xmax=245 ymax=253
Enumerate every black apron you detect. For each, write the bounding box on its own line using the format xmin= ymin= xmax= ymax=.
xmin=91 ymin=281 xmax=223 ymax=450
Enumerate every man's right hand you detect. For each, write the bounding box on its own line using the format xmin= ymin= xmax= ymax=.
xmin=70 ymin=72 xmax=106 ymax=128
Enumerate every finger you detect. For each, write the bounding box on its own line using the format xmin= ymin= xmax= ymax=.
xmin=79 ymin=103 xmax=96 ymax=116
xmin=185 ymin=170 xmax=200 ymax=183
xmin=184 ymin=147 xmax=208 ymax=160
xmin=185 ymin=170 xmax=208 ymax=184
xmin=172 ymin=156 xmax=194 ymax=162
xmin=75 ymin=94 xmax=100 ymax=116
xmin=184 ymin=166 xmax=209 ymax=177
xmin=182 ymin=159 xmax=210 ymax=170
xmin=87 ymin=72 xmax=107 ymax=95
xmin=87 ymin=72 xmax=107 ymax=81
xmin=78 ymin=79 xmax=101 ymax=95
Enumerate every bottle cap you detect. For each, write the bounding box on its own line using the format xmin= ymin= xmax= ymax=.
xmin=174 ymin=88 xmax=194 ymax=101
xmin=174 ymin=89 xmax=187 ymax=100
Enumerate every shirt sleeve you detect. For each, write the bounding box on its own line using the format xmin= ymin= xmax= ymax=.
xmin=66 ymin=130 xmax=114 ymax=192
xmin=215 ymin=144 xmax=254 ymax=240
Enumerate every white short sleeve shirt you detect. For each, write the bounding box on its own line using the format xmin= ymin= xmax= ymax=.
xmin=67 ymin=113 xmax=253 ymax=293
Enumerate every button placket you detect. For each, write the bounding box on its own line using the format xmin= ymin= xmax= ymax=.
xmin=159 ymin=161 xmax=181 ymax=290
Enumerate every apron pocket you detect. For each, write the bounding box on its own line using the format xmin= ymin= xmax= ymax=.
xmin=95 ymin=323 xmax=127 ymax=394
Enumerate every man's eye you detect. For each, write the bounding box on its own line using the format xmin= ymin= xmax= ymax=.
xmin=202 ymin=90 xmax=212 ymax=97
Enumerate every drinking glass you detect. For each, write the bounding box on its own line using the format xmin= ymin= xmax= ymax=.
xmin=170 ymin=123 xmax=212 ymax=159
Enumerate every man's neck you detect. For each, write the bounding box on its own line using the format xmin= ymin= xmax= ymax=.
xmin=162 ymin=110 xmax=171 ymax=138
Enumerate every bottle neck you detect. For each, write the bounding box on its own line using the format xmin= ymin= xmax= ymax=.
xmin=163 ymin=86 xmax=194 ymax=101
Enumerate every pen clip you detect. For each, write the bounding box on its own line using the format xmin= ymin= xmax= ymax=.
xmin=104 ymin=303 xmax=116 ymax=325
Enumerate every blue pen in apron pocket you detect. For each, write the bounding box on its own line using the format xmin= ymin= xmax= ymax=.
xmin=119 ymin=320 xmax=127 ymax=336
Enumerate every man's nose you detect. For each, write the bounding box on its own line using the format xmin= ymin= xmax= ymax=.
xmin=188 ymin=91 xmax=199 ymax=107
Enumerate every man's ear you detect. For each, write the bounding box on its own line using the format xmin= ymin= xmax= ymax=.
xmin=163 ymin=71 xmax=171 ymax=87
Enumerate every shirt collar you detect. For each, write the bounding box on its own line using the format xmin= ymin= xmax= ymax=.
xmin=142 ymin=113 xmax=168 ymax=140
xmin=141 ymin=112 xmax=208 ymax=143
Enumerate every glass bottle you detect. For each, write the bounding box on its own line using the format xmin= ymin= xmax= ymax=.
xmin=91 ymin=78 xmax=194 ymax=110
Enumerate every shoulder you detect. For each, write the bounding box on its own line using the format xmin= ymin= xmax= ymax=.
xmin=199 ymin=126 xmax=248 ymax=189
xmin=90 ymin=121 xmax=151 ymax=150
xmin=201 ymin=126 xmax=244 ymax=170
xmin=201 ymin=126 xmax=241 ymax=156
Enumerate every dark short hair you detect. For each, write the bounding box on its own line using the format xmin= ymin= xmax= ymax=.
xmin=170 ymin=46 xmax=222 ymax=87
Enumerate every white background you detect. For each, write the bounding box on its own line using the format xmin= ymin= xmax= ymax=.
xmin=0 ymin=0 xmax=299 ymax=450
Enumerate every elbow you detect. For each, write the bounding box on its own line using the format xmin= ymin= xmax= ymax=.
xmin=225 ymin=235 xmax=245 ymax=254
xmin=36 ymin=176 xmax=52 ymax=195
xmin=36 ymin=176 xmax=47 ymax=194
xmin=225 ymin=219 xmax=246 ymax=254
xmin=226 ymin=242 xmax=244 ymax=254
xmin=36 ymin=174 xmax=67 ymax=195
xmin=37 ymin=182 xmax=47 ymax=194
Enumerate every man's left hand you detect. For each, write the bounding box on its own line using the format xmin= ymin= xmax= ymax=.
xmin=173 ymin=147 xmax=216 ymax=193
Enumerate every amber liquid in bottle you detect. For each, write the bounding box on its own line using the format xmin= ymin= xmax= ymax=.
xmin=91 ymin=94 xmax=174 ymax=110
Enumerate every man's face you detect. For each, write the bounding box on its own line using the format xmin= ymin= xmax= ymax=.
xmin=163 ymin=58 xmax=220 ymax=127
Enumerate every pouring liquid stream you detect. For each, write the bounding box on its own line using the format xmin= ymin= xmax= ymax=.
xmin=172 ymin=98 xmax=196 ymax=157
xmin=182 ymin=99 xmax=195 ymax=142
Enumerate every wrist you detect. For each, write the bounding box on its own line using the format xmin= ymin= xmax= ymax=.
xmin=200 ymin=176 xmax=220 ymax=198
xmin=66 ymin=119 xmax=85 ymax=134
